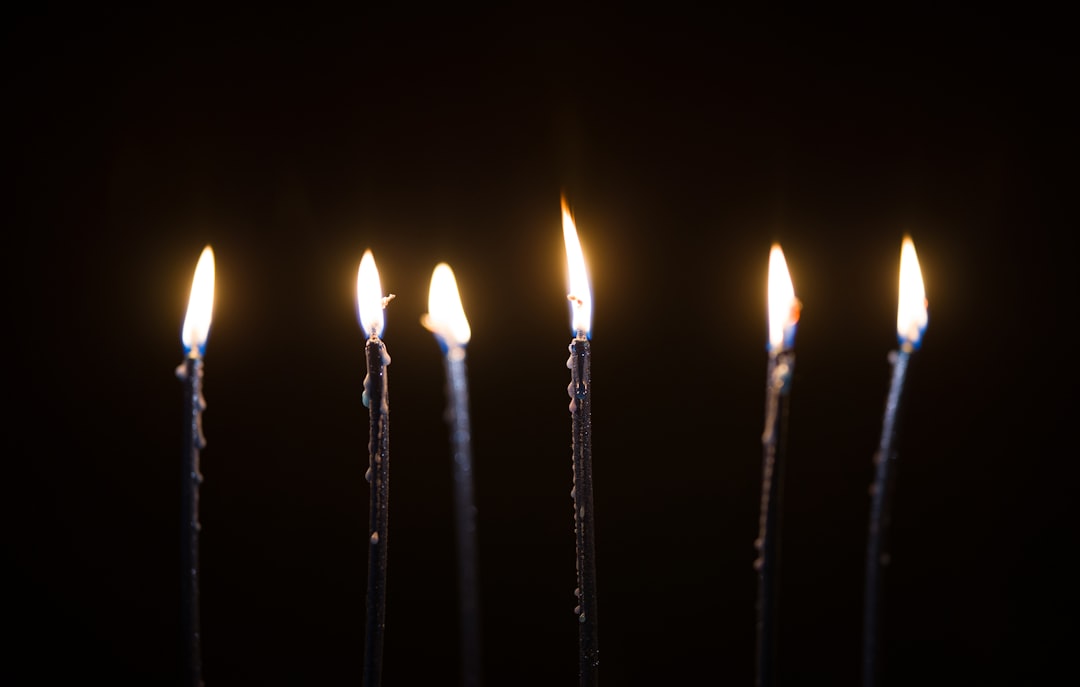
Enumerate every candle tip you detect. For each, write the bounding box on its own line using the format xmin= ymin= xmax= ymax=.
xmin=181 ymin=245 xmax=215 ymax=355
xmin=562 ymin=199 xmax=592 ymax=337
xmin=356 ymin=250 xmax=387 ymax=339
xmin=423 ymin=263 xmax=471 ymax=350
xmin=897 ymin=235 xmax=928 ymax=349
xmin=767 ymin=244 xmax=798 ymax=352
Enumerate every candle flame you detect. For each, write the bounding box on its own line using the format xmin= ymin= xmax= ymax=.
xmin=767 ymin=243 xmax=799 ymax=352
xmin=422 ymin=262 xmax=471 ymax=350
xmin=356 ymin=250 xmax=387 ymax=339
xmin=897 ymin=235 xmax=928 ymax=350
xmin=562 ymin=197 xmax=592 ymax=337
xmin=181 ymin=245 xmax=215 ymax=356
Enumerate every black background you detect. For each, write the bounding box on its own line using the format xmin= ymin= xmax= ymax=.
xmin=6 ymin=8 xmax=1076 ymax=686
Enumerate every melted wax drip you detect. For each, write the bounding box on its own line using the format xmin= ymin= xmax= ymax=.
xmin=567 ymin=346 xmax=588 ymax=413
xmin=362 ymin=344 xmax=392 ymax=413
xmin=175 ymin=360 xmax=208 ymax=449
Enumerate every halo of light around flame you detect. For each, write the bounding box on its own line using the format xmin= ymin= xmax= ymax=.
xmin=182 ymin=245 xmax=215 ymax=354
xmin=562 ymin=198 xmax=592 ymax=336
xmin=897 ymin=235 xmax=928 ymax=348
xmin=767 ymin=244 xmax=797 ymax=352
xmin=424 ymin=263 xmax=471 ymax=348
xmin=356 ymin=250 xmax=385 ymax=338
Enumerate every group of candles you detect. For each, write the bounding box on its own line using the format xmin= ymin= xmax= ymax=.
xmin=757 ymin=238 xmax=927 ymax=687
xmin=177 ymin=200 xmax=928 ymax=687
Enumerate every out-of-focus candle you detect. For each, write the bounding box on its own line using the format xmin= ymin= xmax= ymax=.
xmin=863 ymin=235 xmax=928 ymax=687
xmin=422 ymin=263 xmax=481 ymax=687
xmin=896 ymin=236 xmax=928 ymax=351
xmin=767 ymin=244 xmax=798 ymax=354
xmin=755 ymin=243 xmax=800 ymax=687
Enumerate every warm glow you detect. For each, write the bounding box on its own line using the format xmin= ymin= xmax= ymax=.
xmin=356 ymin=250 xmax=386 ymax=339
xmin=897 ymin=235 xmax=928 ymax=349
xmin=767 ymin=244 xmax=798 ymax=352
xmin=422 ymin=262 xmax=471 ymax=349
xmin=562 ymin=197 xmax=592 ymax=336
xmin=181 ymin=245 xmax=215 ymax=355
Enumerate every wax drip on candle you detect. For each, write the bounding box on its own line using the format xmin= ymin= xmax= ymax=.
xmin=567 ymin=348 xmax=589 ymax=413
xmin=359 ymin=279 xmax=394 ymax=413
xmin=760 ymin=358 xmax=793 ymax=441
xmin=362 ymin=344 xmax=393 ymax=412
xmin=175 ymin=363 xmax=208 ymax=450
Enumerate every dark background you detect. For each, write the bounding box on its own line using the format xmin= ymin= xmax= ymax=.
xmin=6 ymin=8 xmax=1075 ymax=686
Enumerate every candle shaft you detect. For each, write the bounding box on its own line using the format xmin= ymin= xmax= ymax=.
xmin=443 ymin=350 xmax=482 ymax=687
xmin=568 ymin=335 xmax=599 ymax=687
xmin=177 ymin=356 xmax=206 ymax=687
xmin=755 ymin=349 xmax=794 ymax=687
xmin=363 ymin=337 xmax=391 ymax=687
xmin=862 ymin=349 xmax=912 ymax=687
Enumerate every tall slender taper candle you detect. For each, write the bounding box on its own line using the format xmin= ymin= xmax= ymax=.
xmin=357 ymin=250 xmax=393 ymax=687
xmin=862 ymin=235 xmax=928 ymax=687
xmin=422 ymin=263 xmax=482 ymax=687
xmin=176 ymin=245 xmax=215 ymax=687
xmin=562 ymin=198 xmax=599 ymax=687
xmin=756 ymin=243 xmax=799 ymax=687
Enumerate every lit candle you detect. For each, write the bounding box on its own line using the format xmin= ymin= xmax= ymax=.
xmin=357 ymin=249 xmax=394 ymax=687
xmin=421 ymin=263 xmax=481 ymax=687
xmin=562 ymin=197 xmax=599 ymax=687
xmin=862 ymin=235 xmax=928 ymax=687
xmin=176 ymin=245 xmax=215 ymax=687
xmin=756 ymin=243 xmax=800 ymax=687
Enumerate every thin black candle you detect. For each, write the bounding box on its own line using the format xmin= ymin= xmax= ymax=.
xmin=423 ymin=263 xmax=482 ymax=687
xmin=178 ymin=356 xmax=205 ymax=687
xmin=862 ymin=236 xmax=928 ymax=687
xmin=176 ymin=245 xmax=215 ymax=687
xmin=562 ymin=199 xmax=599 ymax=687
xmin=755 ymin=244 xmax=799 ymax=687
xmin=568 ymin=334 xmax=598 ymax=686
xmin=357 ymin=250 xmax=393 ymax=687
